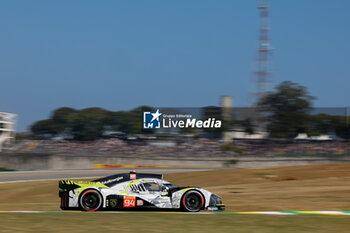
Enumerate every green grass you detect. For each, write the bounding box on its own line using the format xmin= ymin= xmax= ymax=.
xmin=0 ymin=213 xmax=349 ymax=233
xmin=2 ymin=165 xmax=350 ymax=232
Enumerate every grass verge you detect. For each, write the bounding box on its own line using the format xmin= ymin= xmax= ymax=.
xmin=0 ymin=213 xmax=350 ymax=233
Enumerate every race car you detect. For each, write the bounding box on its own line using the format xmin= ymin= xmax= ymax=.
xmin=59 ymin=171 xmax=225 ymax=212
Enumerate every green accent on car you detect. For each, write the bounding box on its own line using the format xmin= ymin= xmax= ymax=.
xmin=60 ymin=180 xmax=109 ymax=198
xmin=181 ymin=188 xmax=193 ymax=193
xmin=126 ymin=179 xmax=139 ymax=188
xmin=61 ymin=180 xmax=109 ymax=188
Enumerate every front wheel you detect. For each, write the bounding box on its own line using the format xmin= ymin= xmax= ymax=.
xmin=181 ymin=190 xmax=204 ymax=212
xmin=79 ymin=190 xmax=103 ymax=211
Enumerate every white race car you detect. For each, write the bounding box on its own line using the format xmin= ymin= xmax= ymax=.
xmin=59 ymin=171 xmax=225 ymax=212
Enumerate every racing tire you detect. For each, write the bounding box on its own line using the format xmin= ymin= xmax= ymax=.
xmin=181 ymin=190 xmax=204 ymax=212
xmin=79 ymin=189 xmax=103 ymax=212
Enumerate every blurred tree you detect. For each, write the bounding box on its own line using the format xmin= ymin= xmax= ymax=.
xmin=258 ymin=81 xmax=315 ymax=138
xmin=30 ymin=106 xmax=157 ymax=140
xmin=201 ymin=106 xmax=227 ymax=139
xmin=30 ymin=119 xmax=59 ymax=138
xmin=308 ymin=114 xmax=334 ymax=136
xmin=130 ymin=106 xmax=155 ymax=134
xmin=331 ymin=115 xmax=350 ymax=139
xmin=71 ymin=108 xmax=108 ymax=141
xmin=234 ymin=118 xmax=255 ymax=134
xmin=307 ymin=114 xmax=350 ymax=139
xmin=51 ymin=107 xmax=77 ymax=134
xmin=52 ymin=107 xmax=77 ymax=124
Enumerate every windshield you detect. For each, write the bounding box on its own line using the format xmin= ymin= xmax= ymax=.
xmin=143 ymin=182 xmax=161 ymax=192
xmin=164 ymin=183 xmax=178 ymax=189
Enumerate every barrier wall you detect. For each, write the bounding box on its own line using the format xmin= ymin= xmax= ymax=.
xmin=1 ymin=153 xmax=350 ymax=171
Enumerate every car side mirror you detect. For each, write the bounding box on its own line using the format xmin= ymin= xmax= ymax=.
xmin=160 ymin=186 xmax=169 ymax=196
xmin=161 ymin=191 xmax=169 ymax=196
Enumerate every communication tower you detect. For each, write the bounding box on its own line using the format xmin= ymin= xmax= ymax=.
xmin=254 ymin=0 xmax=272 ymax=102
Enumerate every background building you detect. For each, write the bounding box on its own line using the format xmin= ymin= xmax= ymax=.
xmin=0 ymin=112 xmax=17 ymax=152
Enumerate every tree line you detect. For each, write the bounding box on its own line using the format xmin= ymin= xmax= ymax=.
xmin=30 ymin=81 xmax=350 ymax=140
xmin=31 ymin=106 xmax=154 ymax=140
xmin=257 ymin=81 xmax=349 ymax=139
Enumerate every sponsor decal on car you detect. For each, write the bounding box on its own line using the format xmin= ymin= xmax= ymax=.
xmin=100 ymin=176 xmax=123 ymax=185
xmin=109 ymin=199 xmax=118 ymax=208
xmin=123 ymin=196 xmax=136 ymax=208
xmin=137 ymin=200 xmax=144 ymax=206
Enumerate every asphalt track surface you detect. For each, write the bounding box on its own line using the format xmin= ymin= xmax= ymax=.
xmin=0 ymin=167 xmax=219 ymax=183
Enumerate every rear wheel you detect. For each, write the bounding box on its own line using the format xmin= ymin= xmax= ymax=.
xmin=79 ymin=190 xmax=102 ymax=211
xmin=182 ymin=190 xmax=204 ymax=212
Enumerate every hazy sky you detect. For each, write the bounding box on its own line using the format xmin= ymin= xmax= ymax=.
xmin=0 ymin=0 xmax=349 ymax=131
